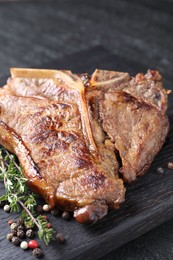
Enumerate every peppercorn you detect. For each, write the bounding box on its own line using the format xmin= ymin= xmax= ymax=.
xmin=10 ymin=222 xmax=18 ymax=235
xmin=46 ymin=223 xmax=52 ymax=229
xmin=12 ymin=229 xmax=17 ymax=236
xmin=28 ymin=240 xmax=39 ymax=249
xmin=168 ymin=162 xmax=173 ymax=170
xmin=41 ymin=215 xmax=48 ymax=221
xmin=37 ymin=205 xmax=43 ymax=213
xmin=43 ymin=204 xmax=50 ymax=212
xmin=32 ymin=248 xmax=43 ymax=258
xmin=20 ymin=241 xmax=28 ymax=250
xmin=3 ymin=204 xmax=10 ymax=212
xmin=51 ymin=208 xmax=60 ymax=216
xmin=12 ymin=236 xmax=20 ymax=246
xmin=62 ymin=211 xmax=70 ymax=220
xmin=6 ymin=233 xmax=14 ymax=241
xmin=56 ymin=233 xmax=65 ymax=243
xmin=17 ymin=218 xmax=24 ymax=225
xmin=8 ymin=219 xmax=14 ymax=226
xmin=26 ymin=229 xmax=35 ymax=238
xmin=0 ymin=200 xmax=6 ymax=208
xmin=157 ymin=167 xmax=164 ymax=174
xmin=17 ymin=224 xmax=25 ymax=231
xmin=17 ymin=230 xmax=25 ymax=239
xmin=10 ymin=223 xmax=18 ymax=231
xmin=24 ymin=222 xmax=35 ymax=229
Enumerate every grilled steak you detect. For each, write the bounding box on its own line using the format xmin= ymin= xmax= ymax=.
xmin=0 ymin=68 xmax=169 ymax=222
xmin=88 ymin=69 xmax=169 ymax=182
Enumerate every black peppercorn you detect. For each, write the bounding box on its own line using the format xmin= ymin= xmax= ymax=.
xmin=26 ymin=229 xmax=35 ymax=238
xmin=17 ymin=224 xmax=25 ymax=231
xmin=51 ymin=208 xmax=60 ymax=216
xmin=17 ymin=230 xmax=25 ymax=239
xmin=12 ymin=229 xmax=17 ymax=236
xmin=56 ymin=233 xmax=65 ymax=243
xmin=0 ymin=200 xmax=6 ymax=208
xmin=32 ymin=248 xmax=43 ymax=258
xmin=62 ymin=211 xmax=70 ymax=220
xmin=37 ymin=205 xmax=43 ymax=213
xmin=17 ymin=218 xmax=24 ymax=225
xmin=11 ymin=236 xmax=20 ymax=246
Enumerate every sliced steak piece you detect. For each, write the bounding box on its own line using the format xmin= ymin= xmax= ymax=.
xmin=88 ymin=69 xmax=169 ymax=182
xmin=0 ymin=68 xmax=125 ymax=223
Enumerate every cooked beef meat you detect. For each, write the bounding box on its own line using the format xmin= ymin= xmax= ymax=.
xmin=88 ymin=69 xmax=169 ymax=182
xmin=0 ymin=68 xmax=169 ymax=222
xmin=0 ymin=68 xmax=124 ymax=223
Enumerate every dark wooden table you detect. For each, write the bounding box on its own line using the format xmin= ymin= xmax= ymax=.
xmin=0 ymin=0 xmax=173 ymax=259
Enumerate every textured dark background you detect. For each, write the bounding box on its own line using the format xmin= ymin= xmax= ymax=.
xmin=0 ymin=0 xmax=173 ymax=259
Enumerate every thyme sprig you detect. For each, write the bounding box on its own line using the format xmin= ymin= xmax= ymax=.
xmin=0 ymin=148 xmax=55 ymax=245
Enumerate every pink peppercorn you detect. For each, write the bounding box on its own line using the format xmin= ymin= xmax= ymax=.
xmin=28 ymin=240 xmax=39 ymax=249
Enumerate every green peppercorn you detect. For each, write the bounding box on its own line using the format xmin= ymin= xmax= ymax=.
xmin=56 ymin=233 xmax=65 ymax=243
xmin=12 ymin=236 xmax=20 ymax=246
xmin=62 ymin=211 xmax=70 ymax=220
xmin=24 ymin=222 xmax=35 ymax=230
xmin=26 ymin=229 xmax=35 ymax=238
xmin=32 ymin=248 xmax=43 ymax=258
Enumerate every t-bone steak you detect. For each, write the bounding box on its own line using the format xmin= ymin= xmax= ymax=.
xmin=0 ymin=68 xmax=169 ymax=223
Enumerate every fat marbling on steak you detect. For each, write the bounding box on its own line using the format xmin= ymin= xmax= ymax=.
xmin=0 ymin=68 xmax=169 ymax=223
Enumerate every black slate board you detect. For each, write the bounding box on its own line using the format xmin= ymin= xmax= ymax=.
xmin=0 ymin=46 xmax=173 ymax=260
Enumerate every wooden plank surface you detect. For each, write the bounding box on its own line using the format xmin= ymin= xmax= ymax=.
xmin=0 ymin=0 xmax=173 ymax=259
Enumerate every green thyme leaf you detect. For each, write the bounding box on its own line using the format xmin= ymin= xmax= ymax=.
xmin=0 ymin=148 xmax=56 ymax=245
xmin=0 ymin=194 xmax=7 ymax=201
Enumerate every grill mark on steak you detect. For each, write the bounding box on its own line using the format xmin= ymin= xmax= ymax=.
xmin=9 ymin=68 xmax=97 ymax=153
xmin=81 ymin=173 xmax=107 ymax=190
